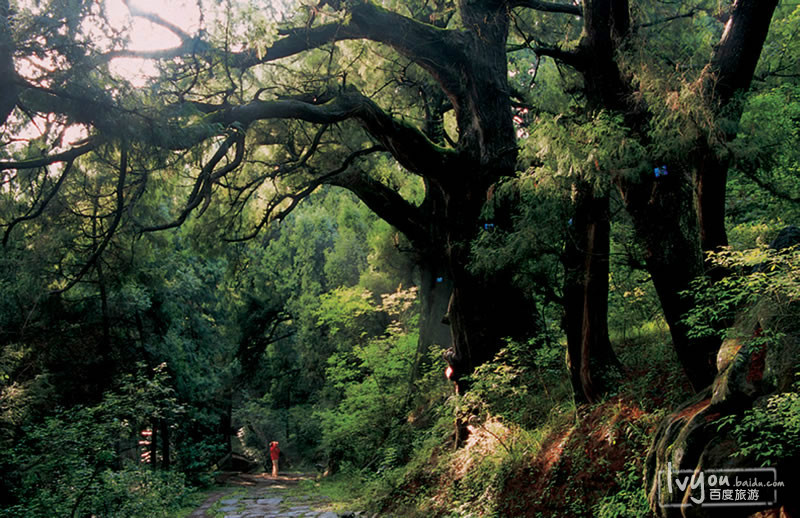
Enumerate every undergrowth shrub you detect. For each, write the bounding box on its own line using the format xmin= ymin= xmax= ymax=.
xmin=464 ymin=336 xmax=572 ymax=429
xmin=684 ymin=246 xmax=800 ymax=343
xmin=0 ymin=364 xmax=193 ymax=518
xmin=591 ymin=459 xmax=652 ymax=518
xmin=716 ymin=380 xmax=800 ymax=466
xmin=591 ymin=411 xmax=656 ymax=518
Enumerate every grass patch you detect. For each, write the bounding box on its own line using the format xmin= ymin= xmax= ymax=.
xmin=612 ymin=322 xmax=693 ymax=410
xmin=296 ymin=472 xmax=366 ymax=513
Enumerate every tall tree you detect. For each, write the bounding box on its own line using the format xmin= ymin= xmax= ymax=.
xmin=0 ymin=0 xmax=15 ymax=124
xmin=0 ymin=0 xmax=785 ymax=395
xmin=563 ymin=180 xmax=618 ymax=403
xmin=1 ymin=0 xmax=552 ymax=389
xmin=534 ymin=0 xmax=779 ymax=390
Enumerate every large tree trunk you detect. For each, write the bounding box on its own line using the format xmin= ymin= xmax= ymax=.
xmin=617 ymin=170 xmax=718 ymax=390
xmin=436 ymin=1 xmax=542 ymax=389
xmin=296 ymin=0 xmax=542 ymax=393
xmin=569 ymin=0 xmax=778 ymax=392
xmin=410 ymin=175 xmax=452 ymax=380
xmin=439 ymin=179 xmax=540 ymax=391
xmin=643 ymin=0 xmax=778 ymax=387
xmin=286 ymin=0 xmax=548 ymax=391
xmin=695 ymin=146 xmax=730 ymax=256
xmin=0 ymin=0 xmax=17 ymax=126
xmin=446 ymin=266 xmax=540 ymax=391
xmin=695 ymin=0 xmax=779 ymax=257
xmin=413 ymin=265 xmax=452 ymax=379
xmin=563 ymin=183 xmax=619 ymax=403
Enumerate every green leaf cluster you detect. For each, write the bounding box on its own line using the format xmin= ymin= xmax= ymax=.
xmin=684 ymin=246 xmax=800 ymax=341
xmin=717 ymin=383 xmax=800 ymax=467
xmin=1 ymin=364 xmax=192 ymax=518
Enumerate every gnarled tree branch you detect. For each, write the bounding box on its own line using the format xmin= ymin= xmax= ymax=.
xmin=52 ymin=147 xmax=128 ymax=294
xmin=205 ymin=89 xmax=455 ymax=179
xmin=636 ymin=9 xmax=697 ymax=29
xmin=3 ymin=160 xmax=75 ymax=246
xmin=511 ymin=0 xmax=582 ymax=16
xmin=532 ymin=46 xmax=584 ymax=70
xmin=137 ymin=130 xmax=245 ymax=232
xmin=227 ymin=145 xmax=386 ymax=241
xmin=739 ymin=168 xmax=800 ymax=204
xmin=0 ymin=141 xmax=96 ymax=171
xmin=328 ymin=168 xmax=429 ymax=247
xmin=232 ymin=2 xmax=462 ymax=86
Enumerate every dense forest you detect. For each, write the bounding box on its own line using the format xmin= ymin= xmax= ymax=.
xmin=1 ymin=0 xmax=799 ymax=516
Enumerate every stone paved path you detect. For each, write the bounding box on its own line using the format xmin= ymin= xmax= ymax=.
xmin=187 ymin=472 xmax=358 ymax=518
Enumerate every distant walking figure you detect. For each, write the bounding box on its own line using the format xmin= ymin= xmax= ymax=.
xmin=270 ymin=441 xmax=280 ymax=478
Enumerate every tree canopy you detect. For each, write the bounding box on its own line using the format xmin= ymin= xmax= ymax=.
xmin=1 ymin=0 xmax=800 ymax=515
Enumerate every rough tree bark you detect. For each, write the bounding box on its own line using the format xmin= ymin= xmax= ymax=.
xmin=413 ymin=260 xmax=453 ymax=379
xmin=563 ymin=183 xmax=619 ymax=403
xmin=0 ymin=0 xmax=17 ymax=125
xmin=558 ymin=0 xmax=627 ymax=402
xmin=695 ymin=0 xmax=781 ymax=255
xmin=618 ymin=167 xmax=720 ymax=389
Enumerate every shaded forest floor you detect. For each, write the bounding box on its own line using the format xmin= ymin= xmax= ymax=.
xmin=374 ymin=397 xmax=661 ymax=517
xmin=335 ymin=331 xmax=695 ymax=517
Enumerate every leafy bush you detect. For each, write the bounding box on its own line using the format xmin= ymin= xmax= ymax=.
xmin=591 ymin=416 xmax=654 ymax=518
xmin=1 ymin=365 xmax=193 ymax=517
xmin=0 ymin=465 xmax=192 ymax=518
xmin=684 ymin=246 xmax=800 ymax=341
xmin=463 ymin=336 xmax=571 ymax=429
xmin=316 ymin=287 xmax=421 ymax=471
xmin=592 ymin=460 xmax=652 ymax=518
xmin=717 ymin=385 xmax=800 ymax=466
xmin=687 ymin=245 xmax=800 ymax=466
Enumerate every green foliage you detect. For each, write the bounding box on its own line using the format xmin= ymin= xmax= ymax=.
xmin=607 ymin=268 xmax=663 ymax=343
xmin=2 ymin=1 xmax=798 ymax=516
xmin=728 ymin=83 xmax=800 ymax=226
xmin=607 ymin=213 xmax=663 ymax=342
xmin=316 ymin=287 xmax=419 ymax=470
xmin=591 ymin=458 xmax=651 ymax=518
xmin=727 ymin=222 xmax=783 ymax=251
xmin=0 ymin=465 xmax=192 ymax=518
xmin=1 ymin=365 xmax=192 ymax=518
xmin=613 ymin=328 xmax=692 ymax=411
xmin=591 ymin=415 xmax=653 ymax=518
xmin=463 ymin=336 xmax=571 ymax=429
xmin=316 ymin=287 xmax=381 ymax=344
xmin=227 ymin=189 xmax=418 ymax=469
xmin=684 ymin=246 xmax=800 ymax=341
xmin=687 ymin=244 xmax=800 ymax=469
xmin=531 ymin=110 xmax=647 ymax=186
xmin=717 ymin=387 xmax=800 ymax=467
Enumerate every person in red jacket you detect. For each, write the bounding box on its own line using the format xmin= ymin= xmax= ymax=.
xmin=269 ymin=441 xmax=280 ymax=478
